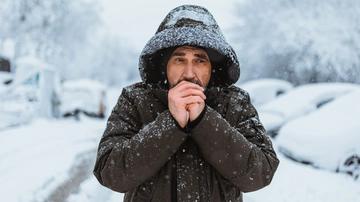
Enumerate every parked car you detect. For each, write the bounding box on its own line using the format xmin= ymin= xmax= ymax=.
xmin=59 ymin=78 xmax=107 ymax=118
xmin=239 ymin=78 xmax=294 ymax=108
xmin=0 ymin=57 xmax=61 ymax=129
xmin=257 ymin=83 xmax=360 ymax=137
xmin=276 ymin=89 xmax=360 ymax=179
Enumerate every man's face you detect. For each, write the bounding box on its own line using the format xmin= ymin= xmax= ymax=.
xmin=167 ymin=46 xmax=212 ymax=89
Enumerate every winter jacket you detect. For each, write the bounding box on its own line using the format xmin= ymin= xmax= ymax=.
xmin=94 ymin=4 xmax=279 ymax=202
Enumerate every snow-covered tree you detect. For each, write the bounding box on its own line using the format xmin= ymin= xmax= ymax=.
xmin=70 ymin=35 xmax=140 ymax=87
xmin=0 ymin=0 xmax=140 ymax=87
xmin=0 ymin=0 xmax=101 ymax=75
xmin=230 ymin=0 xmax=360 ymax=85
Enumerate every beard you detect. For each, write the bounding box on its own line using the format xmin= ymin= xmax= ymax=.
xmin=169 ymin=78 xmax=203 ymax=89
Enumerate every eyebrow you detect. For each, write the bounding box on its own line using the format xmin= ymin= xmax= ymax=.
xmin=171 ymin=51 xmax=185 ymax=57
xmin=194 ymin=53 xmax=209 ymax=61
xmin=170 ymin=51 xmax=209 ymax=61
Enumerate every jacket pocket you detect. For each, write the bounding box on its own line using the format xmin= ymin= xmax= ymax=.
xmin=135 ymin=179 xmax=156 ymax=202
xmin=217 ymin=173 xmax=242 ymax=201
xmin=224 ymin=184 xmax=242 ymax=201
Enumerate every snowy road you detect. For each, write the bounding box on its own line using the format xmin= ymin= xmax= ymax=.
xmin=0 ymin=116 xmax=106 ymax=202
xmin=1 ymin=105 xmax=359 ymax=202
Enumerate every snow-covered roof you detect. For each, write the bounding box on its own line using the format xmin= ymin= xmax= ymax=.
xmin=259 ymin=82 xmax=360 ymax=119
xmin=62 ymin=78 xmax=106 ymax=91
xmin=15 ymin=56 xmax=56 ymax=72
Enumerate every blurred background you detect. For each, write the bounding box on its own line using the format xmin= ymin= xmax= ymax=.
xmin=0 ymin=0 xmax=359 ymax=201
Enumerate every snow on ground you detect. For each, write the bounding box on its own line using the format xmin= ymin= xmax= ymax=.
xmin=0 ymin=88 xmax=359 ymax=202
xmin=67 ymin=144 xmax=360 ymax=202
xmin=0 ymin=116 xmax=106 ymax=202
xmin=245 ymin=141 xmax=360 ymax=202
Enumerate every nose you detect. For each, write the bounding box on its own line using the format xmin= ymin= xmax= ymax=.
xmin=182 ymin=63 xmax=195 ymax=79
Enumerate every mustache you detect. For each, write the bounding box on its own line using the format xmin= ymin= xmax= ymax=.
xmin=170 ymin=78 xmax=203 ymax=89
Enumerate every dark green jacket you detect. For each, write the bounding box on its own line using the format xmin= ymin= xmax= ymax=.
xmin=94 ymin=4 xmax=279 ymax=202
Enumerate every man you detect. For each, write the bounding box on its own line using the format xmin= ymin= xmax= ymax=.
xmin=94 ymin=5 xmax=279 ymax=202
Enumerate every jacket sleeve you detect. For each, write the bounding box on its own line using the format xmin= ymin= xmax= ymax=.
xmin=93 ymin=88 xmax=188 ymax=193
xmin=190 ymin=90 xmax=279 ymax=192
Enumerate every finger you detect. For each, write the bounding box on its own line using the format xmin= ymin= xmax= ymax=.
xmin=170 ymin=83 xmax=206 ymax=99
xmin=182 ymin=95 xmax=205 ymax=105
xmin=175 ymin=80 xmax=205 ymax=92
xmin=187 ymin=102 xmax=205 ymax=122
xmin=181 ymin=89 xmax=206 ymax=100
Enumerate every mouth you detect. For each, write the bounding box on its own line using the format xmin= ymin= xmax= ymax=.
xmin=170 ymin=78 xmax=203 ymax=89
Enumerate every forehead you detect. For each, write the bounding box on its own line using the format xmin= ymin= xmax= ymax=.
xmin=173 ymin=46 xmax=208 ymax=54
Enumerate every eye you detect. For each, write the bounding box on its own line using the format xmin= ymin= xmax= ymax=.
xmin=196 ymin=59 xmax=209 ymax=64
xmin=174 ymin=58 xmax=185 ymax=62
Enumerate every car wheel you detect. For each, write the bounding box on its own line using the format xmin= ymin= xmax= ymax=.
xmin=338 ymin=154 xmax=360 ymax=179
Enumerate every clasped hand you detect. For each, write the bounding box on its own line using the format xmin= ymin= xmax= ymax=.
xmin=168 ymin=81 xmax=206 ymax=128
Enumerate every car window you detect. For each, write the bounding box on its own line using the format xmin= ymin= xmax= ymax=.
xmin=23 ymin=73 xmax=39 ymax=86
xmin=316 ymin=98 xmax=334 ymax=108
xmin=276 ymin=90 xmax=285 ymax=96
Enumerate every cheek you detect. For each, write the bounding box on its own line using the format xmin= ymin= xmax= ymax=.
xmin=199 ymin=68 xmax=211 ymax=84
xmin=166 ymin=67 xmax=180 ymax=85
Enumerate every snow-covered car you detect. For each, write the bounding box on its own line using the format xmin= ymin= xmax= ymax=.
xmin=59 ymin=78 xmax=107 ymax=118
xmin=239 ymin=78 xmax=294 ymax=108
xmin=0 ymin=57 xmax=61 ymax=129
xmin=239 ymin=78 xmax=294 ymax=107
xmin=276 ymin=89 xmax=360 ymax=179
xmin=257 ymin=83 xmax=360 ymax=137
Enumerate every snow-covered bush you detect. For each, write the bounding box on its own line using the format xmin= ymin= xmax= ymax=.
xmin=0 ymin=0 xmax=101 ymax=66
xmin=0 ymin=0 xmax=139 ymax=87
